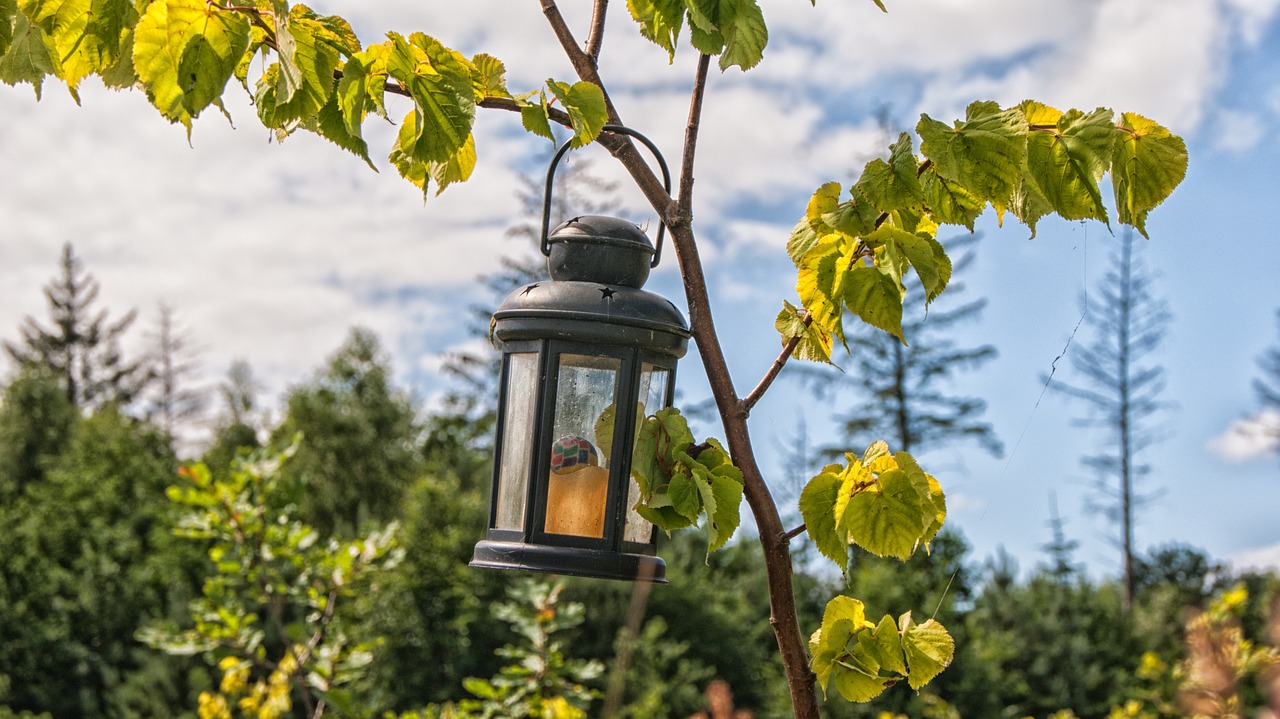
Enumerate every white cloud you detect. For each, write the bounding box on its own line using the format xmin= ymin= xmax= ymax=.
xmin=1207 ymin=410 xmax=1280 ymax=462
xmin=1229 ymin=540 xmax=1280 ymax=572
xmin=1208 ymin=108 xmax=1267 ymax=152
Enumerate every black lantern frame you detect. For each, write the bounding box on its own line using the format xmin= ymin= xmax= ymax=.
xmin=470 ymin=127 xmax=689 ymax=583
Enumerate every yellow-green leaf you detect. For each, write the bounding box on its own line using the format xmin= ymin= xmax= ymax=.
xmin=470 ymin=52 xmax=507 ymax=98
xmin=1024 ymin=104 xmax=1114 ymax=224
xmin=918 ymin=101 xmax=1026 ymax=217
xmin=775 ymin=300 xmax=833 ymax=365
xmin=519 ymin=90 xmax=554 ymax=142
xmin=133 ymin=0 xmax=249 ymax=129
xmin=627 ymin=0 xmax=683 ymax=61
xmin=1112 ymin=112 xmax=1187 ymax=237
xmin=901 ymin=615 xmax=955 ymax=690
xmin=386 ymin=32 xmax=474 ymax=163
xmin=855 ymin=132 xmax=924 ymax=214
xmin=843 ymin=264 xmax=904 ymax=342
xmin=799 ymin=467 xmax=845 ymax=566
xmin=547 ymin=78 xmax=606 ymax=148
xmin=843 ymin=467 xmax=927 ymax=559
xmin=705 ymin=471 xmax=742 ymax=553
xmin=0 ymin=9 xmax=55 ymax=96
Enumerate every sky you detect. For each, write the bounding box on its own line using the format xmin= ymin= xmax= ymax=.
xmin=2 ymin=0 xmax=1279 ymax=581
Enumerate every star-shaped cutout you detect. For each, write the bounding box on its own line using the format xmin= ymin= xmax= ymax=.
xmin=599 ymin=287 xmax=616 ymax=299
xmin=521 ymin=283 xmax=540 ymax=296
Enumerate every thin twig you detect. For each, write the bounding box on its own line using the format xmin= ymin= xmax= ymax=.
xmin=743 ymin=312 xmax=811 ymax=414
xmin=540 ymin=0 xmax=621 ymax=124
xmin=585 ymin=0 xmax=609 ymax=64
xmin=675 ymin=54 xmax=711 ymax=225
xmin=781 ymin=523 xmax=808 ymax=542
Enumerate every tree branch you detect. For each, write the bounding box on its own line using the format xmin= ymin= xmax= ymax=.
xmin=782 ymin=523 xmax=808 ymax=542
xmin=585 ymin=0 xmax=609 ymax=64
xmin=540 ymin=0 xmax=622 ymax=124
xmin=478 ymin=96 xmax=574 ymax=129
xmin=675 ymin=54 xmax=711 ymax=222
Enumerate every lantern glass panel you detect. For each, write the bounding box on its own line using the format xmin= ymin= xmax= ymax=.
xmin=624 ymin=364 xmax=669 ymax=543
xmin=495 ymin=352 xmax=539 ymax=531
xmin=545 ymin=353 xmax=622 ymax=538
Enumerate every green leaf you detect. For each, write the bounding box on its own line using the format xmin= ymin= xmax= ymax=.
xmin=705 ymin=471 xmax=742 ymax=553
xmin=0 ymin=0 xmax=15 ymax=57
xmin=336 ymin=53 xmax=370 ymax=137
xmin=843 ymin=466 xmax=927 ymax=559
xmin=843 ymin=264 xmax=904 ymax=342
xmin=132 ymin=0 xmax=249 ymax=129
xmin=918 ymin=101 xmax=1026 ymax=218
xmin=715 ymin=0 xmax=766 ymax=71
xmin=855 ymin=133 xmax=924 ymax=214
xmin=1023 ymin=102 xmax=1114 ymax=225
xmin=519 ymin=90 xmax=554 ymax=141
xmin=866 ymin=614 xmax=907 ymax=676
xmin=919 ymin=164 xmax=984 ymax=230
xmin=865 ymin=226 xmax=950 ymax=303
xmin=470 ymin=52 xmax=508 ymax=98
xmin=546 ymin=78 xmax=606 ymax=148
xmin=20 ymin=0 xmax=129 ymax=89
xmin=774 ymin=300 xmax=833 ymax=365
xmin=0 ymin=9 xmax=55 ymax=96
xmin=1112 ymin=112 xmax=1187 ymax=237
xmin=303 ymin=93 xmax=372 ymax=167
xmin=635 ymin=502 xmax=694 ymax=532
xmin=810 ymin=595 xmax=868 ymax=688
xmin=385 ymin=32 xmax=474 ymax=163
xmin=900 ymin=615 xmax=955 ymax=690
xmin=627 ymin=0 xmax=683 ymax=61
xmin=685 ymin=0 xmax=724 ymax=55
xmin=799 ymin=468 xmax=845 ymax=566
xmin=269 ymin=0 xmax=300 ymax=102
xmin=667 ymin=471 xmax=700 ymax=521
xmin=805 ymin=180 xmax=843 ymax=233
xmin=268 ymin=12 xmax=339 ymax=124
xmin=786 ymin=218 xmax=821 ymax=267
xmin=833 ymin=660 xmax=889 ymax=703
xmin=795 ymin=237 xmax=848 ymax=337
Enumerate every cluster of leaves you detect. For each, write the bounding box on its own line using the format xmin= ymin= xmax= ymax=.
xmin=808 ymin=595 xmax=954 ymax=704
xmin=628 ymin=407 xmax=745 ymax=556
xmin=779 ymin=101 xmax=1187 ymax=353
xmin=138 ymin=445 xmax=402 ymax=718
xmin=796 ymin=442 xmax=954 ymax=703
xmin=800 ymin=440 xmax=945 ymax=564
xmin=0 ymin=0 xmax=606 ymax=196
xmin=406 ymin=580 xmax=603 ymax=719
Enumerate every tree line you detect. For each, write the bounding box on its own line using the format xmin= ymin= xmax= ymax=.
xmin=1 ymin=241 xmax=1278 ymax=718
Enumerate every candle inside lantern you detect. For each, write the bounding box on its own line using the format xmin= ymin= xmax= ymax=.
xmin=545 ymin=436 xmax=609 ymax=538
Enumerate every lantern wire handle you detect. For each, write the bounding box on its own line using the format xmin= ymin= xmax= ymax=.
xmin=540 ymin=125 xmax=672 ymax=268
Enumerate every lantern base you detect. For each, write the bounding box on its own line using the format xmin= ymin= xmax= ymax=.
xmin=470 ymin=540 xmax=667 ymax=583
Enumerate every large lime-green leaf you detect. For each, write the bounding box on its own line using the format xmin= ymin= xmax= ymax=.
xmin=865 ymin=614 xmax=907 ymax=676
xmin=705 ymin=471 xmax=742 ymax=553
xmin=775 ymin=300 xmax=834 ymax=365
xmin=1023 ymin=102 xmax=1114 ymax=225
xmin=842 ymin=467 xmax=927 ymax=559
xmin=133 ymin=0 xmax=249 ymax=129
xmin=918 ymin=101 xmax=1026 ymax=218
xmin=385 ymin=32 xmax=474 ymax=163
xmin=388 ymin=112 xmax=476 ymax=198
xmin=20 ymin=0 xmax=128 ymax=89
xmin=798 ymin=467 xmax=845 ymax=565
xmin=855 ymin=132 xmax=924 ymax=214
xmin=865 ymin=225 xmax=950 ymax=303
xmin=1112 ymin=112 xmax=1187 ymax=237
xmin=266 ymin=12 xmax=339 ymax=124
xmin=796 ymin=237 xmax=847 ymax=337
xmin=843 ymin=264 xmax=904 ymax=342
xmin=668 ymin=471 xmax=700 ymax=521
xmin=900 ymin=614 xmax=955 ymax=690
xmin=919 ymin=164 xmax=984 ymax=230
xmin=833 ymin=660 xmax=889 ymax=703
xmin=546 ymin=79 xmax=606 ymax=149
xmin=0 ymin=9 xmax=55 ymax=96
xmin=627 ymin=0 xmax=683 ymax=61
xmin=810 ymin=595 xmax=869 ymax=690
xmin=685 ymin=0 xmax=767 ymax=71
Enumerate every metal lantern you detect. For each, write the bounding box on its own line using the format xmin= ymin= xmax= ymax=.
xmin=470 ymin=127 xmax=689 ymax=583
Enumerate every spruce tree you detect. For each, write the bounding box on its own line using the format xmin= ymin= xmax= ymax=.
xmin=1049 ymin=229 xmax=1172 ymax=615
xmin=4 ymin=244 xmax=151 ymax=410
